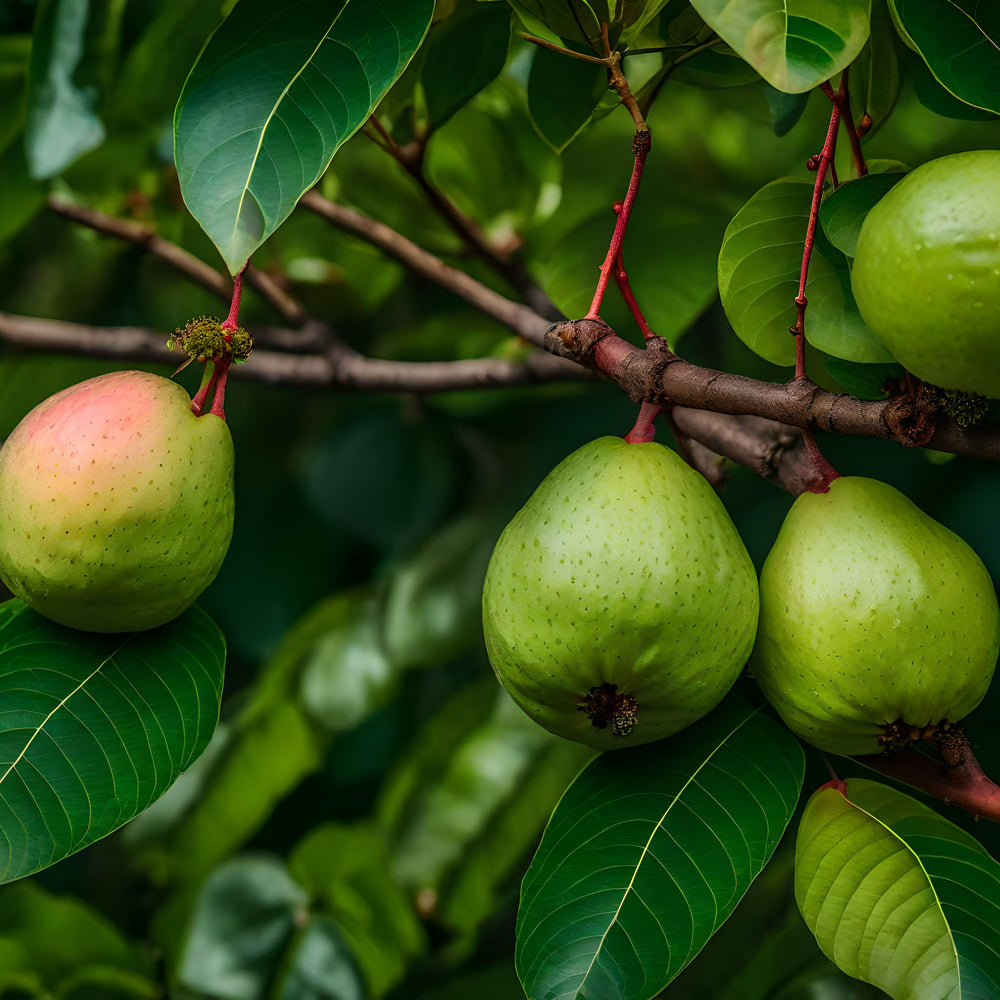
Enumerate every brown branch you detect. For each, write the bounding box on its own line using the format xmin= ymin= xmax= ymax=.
xmin=544 ymin=318 xmax=1000 ymax=463
xmin=300 ymin=189 xmax=551 ymax=346
xmin=46 ymin=196 xmax=307 ymax=327
xmin=855 ymin=738 xmax=1000 ymax=823
xmin=0 ymin=312 xmax=585 ymax=393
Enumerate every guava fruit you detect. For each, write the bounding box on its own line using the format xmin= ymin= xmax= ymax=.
xmin=850 ymin=149 xmax=1000 ymax=397
xmin=481 ymin=436 xmax=759 ymax=751
xmin=0 ymin=370 xmax=234 ymax=632
xmin=753 ymin=476 xmax=1000 ymax=756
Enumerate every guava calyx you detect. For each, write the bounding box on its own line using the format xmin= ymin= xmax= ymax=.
xmin=170 ymin=316 xmax=253 ymax=363
xmin=580 ymin=683 xmax=639 ymax=737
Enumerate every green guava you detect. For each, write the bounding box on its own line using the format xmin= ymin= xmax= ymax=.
xmin=481 ymin=436 xmax=759 ymax=751
xmin=0 ymin=370 xmax=234 ymax=632
xmin=753 ymin=476 xmax=999 ymax=756
xmin=851 ymin=149 xmax=1000 ymax=397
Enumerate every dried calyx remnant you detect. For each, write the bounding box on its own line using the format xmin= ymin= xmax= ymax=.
xmin=169 ymin=316 xmax=253 ymax=363
xmin=580 ymin=682 xmax=639 ymax=737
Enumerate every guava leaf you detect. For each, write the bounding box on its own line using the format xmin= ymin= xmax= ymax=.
xmin=719 ymin=178 xmax=893 ymax=365
xmin=819 ymin=171 xmax=906 ymax=258
xmin=688 ymin=0 xmax=872 ymax=94
xmin=796 ymin=778 xmax=1000 ymax=998
xmin=174 ymin=0 xmax=434 ymax=275
xmin=850 ymin=0 xmax=906 ymax=133
xmin=503 ymin=0 xmax=610 ymax=49
xmin=758 ymin=82 xmax=810 ymax=136
xmin=908 ymin=47 xmax=999 ymax=122
xmin=888 ymin=0 xmax=1000 ymax=114
xmin=421 ymin=2 xmax=512 ymax=132
xmin=24 ymin=0 xmax=112 ymax=179
xmin=527 ymin=44 xmax=611 ymax=153
xmin=0 ymin=601 xmax=225 ymax=884
xmin=515 ymin=699 xmax=805 ymax=1000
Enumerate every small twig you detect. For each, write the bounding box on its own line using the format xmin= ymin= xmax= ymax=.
xmin=611 ymin=202 xmax=657 ymax=342
xmin=587 ymin=131 xmax=652 ymax=318
xmin=519 ymin=32 xmax=607 ymax=64
xmin=826 ymin=68 xmax=868 ymax=178
xmin=600 ymin=23 xmax=647 ymax=132
xmin=46 ymin=196 xmax=307 ymax=326
xmin=300 ymin=190 xmax=551 ymax=346
xmin=790 ymin=90 xmax=841 ymax=379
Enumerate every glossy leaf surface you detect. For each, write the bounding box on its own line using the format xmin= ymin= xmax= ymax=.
xmin=719 ymin=178 xmax=893 ymax=365
xmin=889 ymin=0 xmax=1000 ymax=114
xmin=174 ymin=0 xmax=433 ymax=274
xmin=688 ymin=0 xmax=872 ymax=93
xmin=0 ymin=601 xmax=225 ymax=884
xmin=516 ymin=699 xmax=805 ymax=1000
xmin=819 ymin=171 xmax=906 ymax=258
xmin=796 ymin=778 xmax=1000 ymax=998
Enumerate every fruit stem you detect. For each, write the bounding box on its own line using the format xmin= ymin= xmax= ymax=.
xmin=624 ymin=400 xmax=661 ymax=442
xmin=208 ymin=357 xmax=232 ymax=420
xmin=790 ymin=87 xmax=841 ymax=381
xmin=587 ymin=129 xmax=651 ymax=319
xmin=190 ymin=361 xmax=219 ymax=416
xmin=799 ymin=429 xmax=840 ymax=494
xmin=222 ymin=266 xmax=246 ymax=333
xmin=856 ymin=736 xmax=1000 ymax=824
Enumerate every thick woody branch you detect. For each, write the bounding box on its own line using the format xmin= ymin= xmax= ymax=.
xmin=300 ymin=190 xmax=551 ymax=346
xmin=0 ymin=312 xmax=585 ymax=393
xmin=545 ymin=318 xmax=1000 ymax=463
xmin=46 ymin=196 xmax=307 ymax=326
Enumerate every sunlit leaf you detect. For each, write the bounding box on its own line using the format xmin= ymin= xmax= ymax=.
xmin=516 ymin=699 xmax=805 ymax=1000
xmin=688 ymin=0 xmax=872 ymax=93
xmin=888 ymin=0 xmax=1000 ymax=114
xmin=174 ymin=0 xmax=434 ymax=274
xmin=796 ymin=778 xmax=1000 ymax=998
xmin=0 ymin=601 xmax=225 ymax=884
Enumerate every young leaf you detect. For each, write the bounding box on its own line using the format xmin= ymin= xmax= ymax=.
xmin=527 ymin=44 xmax=610 ymax=153
xmin=688 ymin=0 xmax=872 ymax=93
xmin=718 ymin=178 xmax=893 ymax=366
xmin=0 ymin=601 xmax=225 ymax=884
xmin=174 ymin=0 xmax=434 ymax=275
xmin=796 ymin=778 xmax=1000 ymax=998
xmin=819 ymin=171 xmax=906 ymax=258
xmin=888 ymin=0 xmax=1000 ymax=114
xmin=515 ymin=699 xmax=805 ymax=1000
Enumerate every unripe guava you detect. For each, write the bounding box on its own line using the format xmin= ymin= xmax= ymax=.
xmin=0 ymin=371 xmax=234 ymax=632
xmin=851 ymin=150 xmax=1000 ymax=397
xmin=481 ymin=436 xmax=759 ymax=751
xmin=753 ymin=476 xmax=999 ymax=756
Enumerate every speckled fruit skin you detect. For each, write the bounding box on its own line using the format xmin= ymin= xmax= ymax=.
xmin=481 ymin=436 xmax=759 ymax=751
xmin=851 ymin=150 xmax=1000 ymax=397
xmin=0 ymin=371 xmax=234 ymax=632
xmin=753 ymin=476 xmax=1000 ymax=755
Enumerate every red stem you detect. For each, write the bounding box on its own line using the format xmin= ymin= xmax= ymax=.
xmin=208 ymin=357 xmax=232 ymax=419
xmin=855 ymin=744 xmax=1000 ymax=823
xmin=587 ymin=131 xmax=651 ymax=319
xmin=790 ymin=92 xmax=841 ymax=381
xmin=191 ymin=361 xmax=221 ymax=416
xmin=611 ymin=202 xmax=658 ymax=342
xmin=222 ymin=266 xmax=246 ymax=333
xmin=624 ymin=400 xmax=661 ymax=443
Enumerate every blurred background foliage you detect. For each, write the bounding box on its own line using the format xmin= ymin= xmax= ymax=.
xmin=1 ymin=0 xmax=1000 ymax=996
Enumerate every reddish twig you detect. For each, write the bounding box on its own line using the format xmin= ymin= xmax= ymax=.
xmin=790 ymin=88 xmax=841 ymax=380
xmin=856 ymin=737 xmax=1000 ymax=823
xmin=222 ymin=268 xmax=245 ymax=332
xmin=827 ymin=68 xmax=868 ymax=178
xmin=624 ymin=400 xmax=661 ymax=443
xmin=588 ymin=131 xmax=652 ymax=318
xmin=611 ymin=202 xmax=657 ymax=342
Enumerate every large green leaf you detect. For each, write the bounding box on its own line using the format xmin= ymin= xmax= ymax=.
xmin=688 ymin=0 xmax=872 ymax=93
xmin=174 ymin=0 xmax=434 ymax=275
xmin=0 ymin=601 xmax=225 ymax=885
xmin=515 ymin=699 xmax=805 ymax=1000
xmin=796 ymin=778 xmax=1000 ymax=998
xmin=718 ymin=177 xmax=893 ymax=365
xmin=504 ymin=1 xmax=609 ymax=49
xmin=527 ymin=44 xmax=611 ymax=153
xmin=818 ymin=171 xmax=905 ymax=258
xmin=888 ymin=0 xmax=1000 ymax=114
xmin=850 ymin=0 xmax=906 ymax=133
